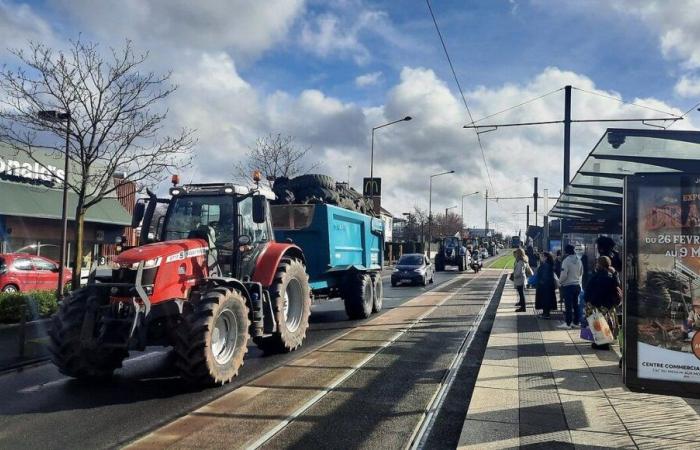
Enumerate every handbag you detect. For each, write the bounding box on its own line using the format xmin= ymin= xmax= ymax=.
xmin=525 ymin=265 xmax=534 ymax=277
xmin=554 ymin=273 xmax=561 ymax=289
xmin=586 ymin=309 xmax=615 ymax=345
xmin=580 ymin=326 xmax=594 ymax=342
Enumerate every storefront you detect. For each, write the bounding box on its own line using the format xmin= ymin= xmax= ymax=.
xmin=0 ymin=146 xmax=134 ymax=268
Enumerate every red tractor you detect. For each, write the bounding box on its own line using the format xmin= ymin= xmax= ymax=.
xmin=49 ymin=180 xmax=312 ymax=385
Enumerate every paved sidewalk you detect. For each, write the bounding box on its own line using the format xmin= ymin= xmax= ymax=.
xmin=458 ymin=287 xmax=700 ymax=449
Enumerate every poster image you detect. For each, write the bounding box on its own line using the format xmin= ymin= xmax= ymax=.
xmin=633 ymin=179 xmax=700 ymax=384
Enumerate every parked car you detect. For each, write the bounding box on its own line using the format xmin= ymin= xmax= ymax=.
xmin=391 ymin=253 xmax=434 ymax=287
xmin=480 ymin=248 xmax=489 ymax=259
xmin=0 ymin=254 xmax=71 ymax=293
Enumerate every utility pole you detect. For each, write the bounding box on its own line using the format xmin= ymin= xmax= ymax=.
xmin=484 ymin=189 xmax=489 ymax=233
xmin=533 ymin=177 xmax=538 ymax=227
xmin=526 ymin=204 xmax=530 ymax=228
xmin=563 ymin=85 xmax=572 ymax=188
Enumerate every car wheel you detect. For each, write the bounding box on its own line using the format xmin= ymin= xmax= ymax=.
xmin=2 ymin=284 xmax=19 ymax=293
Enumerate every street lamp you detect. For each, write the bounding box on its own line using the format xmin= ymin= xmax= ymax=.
xmin=369 ymin=116 xmax=412 ymax=196
xmin=38 ymin=110 xmax=71 ymax=299
xmin=428 ymin=170 xmax=455 ymax=254
xmin=461 ymin=191 xmax=480 ymax=229
xmin=347 ymin=164 xmax=352 ymax=186
xmin=445 ymin=205 xmax=458 ymax=235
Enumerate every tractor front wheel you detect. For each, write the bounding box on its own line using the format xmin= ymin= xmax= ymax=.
xmin=49 ymin=288 xmax=128 ymax=379
xmin=254 ymin=258 xmax=311 ymax=354
xmin=371 ymin=273 xmax=383 ymax=313
xmin=174 ymin=286 xmax=249 ymax=385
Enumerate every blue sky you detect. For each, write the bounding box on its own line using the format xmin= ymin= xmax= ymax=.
xmin=1 ymin=0 xmax=700 ymax=232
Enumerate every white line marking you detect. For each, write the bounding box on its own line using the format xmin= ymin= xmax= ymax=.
xmin=247 ymin=272 xmax=486 ymax=450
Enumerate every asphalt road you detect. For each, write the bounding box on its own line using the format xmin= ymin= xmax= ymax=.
xmin=0 ymin=269 xmax=467 ymax=450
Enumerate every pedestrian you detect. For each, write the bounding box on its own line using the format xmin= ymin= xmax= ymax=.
xmin=557 ymin=245 xmax=583 ymax=329
xmin=554 ymin=250 xmax=562 ymax=278
xmin=526 ymin=245 xmax=537 ymax=288
xmin=596 ymin=236 xmax=622 ymax=273
xmin=511 ymin=248 xmax=529 ymax=312
xmin=535 ymin=252 xmax=557 ymax=319
xmin=584 ymin=256 xmax=622 ymax=350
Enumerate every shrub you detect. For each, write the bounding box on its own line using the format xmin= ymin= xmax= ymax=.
xmin=0 ymin=290 xmax=58 ymax=323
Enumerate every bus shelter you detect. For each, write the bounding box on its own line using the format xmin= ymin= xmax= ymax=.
xmin=551 ymin=128 xmax=700 ymax=398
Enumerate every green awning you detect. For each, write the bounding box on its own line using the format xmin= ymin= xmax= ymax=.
xmin=0 ymin=181 xmax=132 ymax=226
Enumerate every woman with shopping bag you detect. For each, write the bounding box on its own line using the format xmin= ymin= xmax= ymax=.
xmin=584 ymin=256 xmax=622 ymax=349
xmin=512 ymin=248 xmax=529 ymax=312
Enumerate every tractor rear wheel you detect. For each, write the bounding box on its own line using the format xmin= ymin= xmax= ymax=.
xmin=457 ymin=257 xmax=465 ymax=272
xmin=371 ymin=273 xmax=383 ymax=313
xmin=49 ymin=288 xmax=128 ymax=379
xmin=343 ymin=273 xmax=373 ymax=320
xmin=174 ymin=286 xmax=249 ymax=385
xmin=254 ymin=258 xmax=311 ymax=354
xmin=435 ymin=254 xmax=445 ymax=272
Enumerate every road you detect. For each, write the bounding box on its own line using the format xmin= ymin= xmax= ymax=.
xmin=0 ymin=269 xmax=497 ymax=450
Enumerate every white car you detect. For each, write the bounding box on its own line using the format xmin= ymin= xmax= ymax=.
xmin=481 ymin=249 xmax=488 ymax=259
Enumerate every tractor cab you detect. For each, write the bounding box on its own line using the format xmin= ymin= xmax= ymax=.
xmin=133 ymin=182 xmax=274 ymax=281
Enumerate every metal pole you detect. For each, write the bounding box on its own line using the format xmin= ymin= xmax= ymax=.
xmin=57 ymin=116 xmax=71 ymax=300
xmin=534 ymin=177 xmax=538 ymax=227
xmin=428 ymin=176 xmax=433 ymax=254
xmin=526 ymin=204 xmax=530 ymax=228
xmin=369 ymin=128 xmax=375 ymax=196
xmin=484 ymin=189 xmax=488 ymax=232
xmin=564 ymin=85 xmax=572 ymax=189
xmin=347 ymin=165 xmax=351 ymax=186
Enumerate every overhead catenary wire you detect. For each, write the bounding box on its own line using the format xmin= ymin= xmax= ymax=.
xmin=425 ymin=0 xmax=494 ymax=193
xmin=471 ymin=87 xmax=564 ymax=124
xmin=571 ymin=86 xmax=682 ymax=119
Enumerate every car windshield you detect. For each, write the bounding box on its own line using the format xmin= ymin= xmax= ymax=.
xmin=398 ymin=255 xmax=423 ymax=265
xmin=444 ymin=237 xmax=460 ymax=247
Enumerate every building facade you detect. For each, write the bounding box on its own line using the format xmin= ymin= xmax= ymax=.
xmin=0 ymin=145 xmax=134 ymax=268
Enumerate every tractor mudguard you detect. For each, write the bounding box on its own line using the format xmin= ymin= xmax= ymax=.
xmin=252 ymin=242 xmax=305 ymax=287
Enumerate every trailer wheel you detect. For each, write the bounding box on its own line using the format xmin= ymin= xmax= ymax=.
xmin=371 ymin=273 xmax=383 ymax=313
xmin=457 ymin=257 xmax=465 ymax=272
xmin=343 ymin=273 xmax=373 ymax=320
xmin=174 ymin=286 xmax=249 ymax=385
xmin=49 ymin=288 xmax=128 ymax=379
xmin=254 ymin=258 xmax=311 ymax=354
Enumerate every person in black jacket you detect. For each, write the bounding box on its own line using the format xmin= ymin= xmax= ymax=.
xmin=535 ymin=252 xmax=557 ymax=319
xmin=584 ymin=256 xmax=622 ymax=349
xmin=596 ymin=236 xmax=622 ymax=273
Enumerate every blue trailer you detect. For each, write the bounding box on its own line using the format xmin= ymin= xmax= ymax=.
xmin=271 ymin=203 xmax=384 ymax=319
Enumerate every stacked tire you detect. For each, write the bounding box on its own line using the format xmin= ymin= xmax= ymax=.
xmin=272 ymin=173 xmax=374 ymax=215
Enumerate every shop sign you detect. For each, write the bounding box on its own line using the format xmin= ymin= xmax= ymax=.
xmin=0 ymin=155 xmax=64 ymax=186
xmin=625 ymin=173 xmax=700 ymax=397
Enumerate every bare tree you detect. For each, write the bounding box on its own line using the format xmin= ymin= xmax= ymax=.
xmin=234 ymin=133 xmax=319 ymax=187
xmin=0 ymin=39 xmax=194 ymax=286
xmin=433 ymin=211 xmax=464 ymax=237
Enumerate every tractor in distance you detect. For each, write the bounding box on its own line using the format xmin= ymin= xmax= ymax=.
xmin=434 ymin=236 xmax=468 ymax=272
xmin=49 ymin=173 xmax=314 ymax=385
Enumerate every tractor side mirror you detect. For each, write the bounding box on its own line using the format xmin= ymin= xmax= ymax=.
xmin=252 ymin=194 xmax=267 ymax=224
xmin=132 ymin=201 xmax=145 ymax=228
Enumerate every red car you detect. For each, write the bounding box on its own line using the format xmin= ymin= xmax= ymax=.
xmin=0 ymin=254 xmax=71 ymax=293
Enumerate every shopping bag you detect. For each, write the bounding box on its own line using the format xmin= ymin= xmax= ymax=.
xmin=580 ymin=326 xmax=594 ymax=342
xmin=528 ymin=274 xmax=538 ymax=286
xmin=586 ymin=309 xmax=615 ymax=345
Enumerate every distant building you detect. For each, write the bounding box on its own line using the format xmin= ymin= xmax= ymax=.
xmin=379 ymin=206 xmax=394 ymax=243
xmin=466 ymin=228 xmax=495 ymax=238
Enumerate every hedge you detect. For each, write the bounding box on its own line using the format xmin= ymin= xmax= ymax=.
xmin=0 ymin=290 xmax=59 ymax=324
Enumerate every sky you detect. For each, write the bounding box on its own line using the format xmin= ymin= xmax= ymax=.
xmin=2 ymin=0 xmax=700 ymax=234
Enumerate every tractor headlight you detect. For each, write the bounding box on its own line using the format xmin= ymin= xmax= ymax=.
xmin=143 ymin=257 xmax=162 ymax=268
xmin=393 ymin=268 xmax=400 ymax=272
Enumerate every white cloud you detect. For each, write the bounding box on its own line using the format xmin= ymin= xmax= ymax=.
xmin=675 ymin=74 xmax=700 ymax=97
xmin=605 ymin=1 xmax=700 ymax=69
xmin=52 ymin=0 xmax=304 ymax=61
xmin=0 ymin=0 xmax=54 ymax=49
xmin=355 ymin=71 xmax=382 ymax=87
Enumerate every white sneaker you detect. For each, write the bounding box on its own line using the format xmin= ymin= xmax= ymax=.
xmin=556 ymin=323 xmax=572 ymax=330
xmin=570 ymin=323 xmax=580 ymax=329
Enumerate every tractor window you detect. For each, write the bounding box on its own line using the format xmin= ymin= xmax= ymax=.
xmin=238 ymin=197 xmax=269 ymax=243
xmin=163 ymin=195 xmax=233 ymax=242
xmin=444 ymin=237 xmax=460 ymax=248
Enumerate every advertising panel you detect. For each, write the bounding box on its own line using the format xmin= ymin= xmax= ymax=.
xmin=625 ymin=173 xmax=700 ymax=397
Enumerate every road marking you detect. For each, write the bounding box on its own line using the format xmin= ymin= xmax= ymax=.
xmin=18 ymin=377 xmax=69 ymax=393
xmin=407 ymin=269 xmax=506 ymax=450
xmin=246 ymin=271 xmax=489 ymax=450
